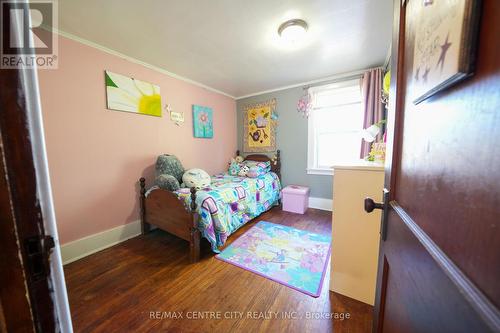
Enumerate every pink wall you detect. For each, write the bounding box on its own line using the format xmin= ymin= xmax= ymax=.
xmin=38 ymin=36 xmax=236 ymax=244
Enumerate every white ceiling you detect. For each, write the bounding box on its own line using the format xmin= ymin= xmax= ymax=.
xmin=58 ymin=0 xmax=393 ymax=98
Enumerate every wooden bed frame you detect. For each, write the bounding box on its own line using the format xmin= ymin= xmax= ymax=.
xmin=139 ymin=150 xmax=281 ymax=263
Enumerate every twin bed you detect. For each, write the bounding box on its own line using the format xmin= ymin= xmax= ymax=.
xmin=139 ymin=150 xmax=281 ymax=262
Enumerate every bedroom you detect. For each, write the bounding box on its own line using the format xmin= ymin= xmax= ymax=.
xmin=1 ymin=0 xmax=499 ymax=332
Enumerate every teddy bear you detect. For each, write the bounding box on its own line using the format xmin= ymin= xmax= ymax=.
xmin=155 ymin=154 xmax=184 ymax=191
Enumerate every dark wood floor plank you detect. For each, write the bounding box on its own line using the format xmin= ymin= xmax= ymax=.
xmin=64 ymin=207 xmax=372 ymax=332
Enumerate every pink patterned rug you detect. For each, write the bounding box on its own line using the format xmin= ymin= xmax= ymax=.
xmin=216 ymin=221 xmax=331 ymax=297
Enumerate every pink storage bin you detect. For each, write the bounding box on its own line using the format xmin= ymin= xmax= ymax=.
xmin=282 ymin=185 xmax=310 ymax=214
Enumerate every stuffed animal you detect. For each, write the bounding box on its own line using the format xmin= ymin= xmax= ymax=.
xmin=155 ymin=154 xmax=184 ymax=191
xmin=235 ymin=155 xmax=244 ymax=163
xmin=182 ymin=168 xmax=211 ymax=189
xmin=270 ymin=154 xmax=278 ymax=166
xmin=156 ymin=174 xmax=180 ymax=191
xmin=238 ymin=165 xmax=249 ymax=177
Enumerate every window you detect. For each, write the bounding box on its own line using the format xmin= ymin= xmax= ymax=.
xmin=307 ymin=79 xmax=364 ymax=175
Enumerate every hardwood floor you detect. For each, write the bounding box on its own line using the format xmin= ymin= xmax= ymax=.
xmin=64 ymin=208 xmax=373 ymax=332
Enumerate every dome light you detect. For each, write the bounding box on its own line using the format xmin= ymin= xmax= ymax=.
xmin=278 ymin=19 xmax=308 ymax=44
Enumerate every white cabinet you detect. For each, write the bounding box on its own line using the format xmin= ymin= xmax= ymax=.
xmin=329 ymin=163 xmax=384 ymax=305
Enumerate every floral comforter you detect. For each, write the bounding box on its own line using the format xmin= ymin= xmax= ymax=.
xmin=175 ymin=172 xmax=281 ymax=252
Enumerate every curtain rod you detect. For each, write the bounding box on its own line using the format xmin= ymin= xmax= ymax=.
xmin=302 ymin=66 xmax=383 ymax=90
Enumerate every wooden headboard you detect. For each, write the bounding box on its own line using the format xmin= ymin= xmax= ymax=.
xmin=236 ymin=150 xmax=281 ymax=180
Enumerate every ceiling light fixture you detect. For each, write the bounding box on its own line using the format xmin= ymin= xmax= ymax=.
xmin=278 ymin=19 xmax=308 ymax=44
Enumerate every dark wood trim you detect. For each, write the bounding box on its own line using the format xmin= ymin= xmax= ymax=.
xmin=139 ymin=177 xmax=150 ymax=235
xmin=0 ymin=6 xmax=57 ymax=328
xmin=375 ymin=257 xmax=389 ymax=333
xmin=0 ymin=138 xmax=36 ymax=332
xmin=390 ymin=201 xmax=500 ymax=332
xmin=384 ymin=0 xmax=407 ymax=198
xmin=189 ymin=187 xmax=200 ymax=263
xmin=373 ymin=0 xmax=406 ymax=330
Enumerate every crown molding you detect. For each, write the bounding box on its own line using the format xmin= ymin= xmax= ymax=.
xmin=234 ymin=69 xmax=371 ymax=100
xmin=53 ymin=29 xmax=387 ymax=102
xmin=53 ymin=28 xmax=236 ymax=99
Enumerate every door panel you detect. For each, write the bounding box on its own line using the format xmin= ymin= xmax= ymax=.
xmin=373 ymin=0 xmax=500 ymax=332
xmin=395 ymin=0 xmax=500 ymax=307
xmin=381 ymin=208 xmax=491 ymax=333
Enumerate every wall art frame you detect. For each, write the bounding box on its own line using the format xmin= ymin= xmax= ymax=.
xmin=243 ymin=98 xmax=277 ymax=153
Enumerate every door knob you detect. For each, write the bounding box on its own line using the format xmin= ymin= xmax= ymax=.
xmin=364 ymin=198 xmax=384 ymax=213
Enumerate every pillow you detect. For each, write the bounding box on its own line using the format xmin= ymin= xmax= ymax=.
xmin=228 ymin=159 xmax=241 ymax=176
xmin=246 ymin=165 xmax=268 ymax=178
xmin=242 ymin=160 xmax=271 ymax=173
xmin=238 ymin=165 xmax=249 ymax=177
xmin=155 ymin=174 xmax=180 ymax=191
xmin=182 ymin=168 xmax=211 ymax=189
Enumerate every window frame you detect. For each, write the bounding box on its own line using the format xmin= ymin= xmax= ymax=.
xmin=307 ymin=77 xmax=363 ymax=176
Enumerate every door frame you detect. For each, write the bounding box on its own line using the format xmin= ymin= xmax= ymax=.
xmin=372 ymin=0 xmax=406 ymax=329
xmin=0 ymin=1 xmax=72 ymax=331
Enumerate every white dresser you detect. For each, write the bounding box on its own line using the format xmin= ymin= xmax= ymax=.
xmin=329 ymin=162 xmax=384 ymax=305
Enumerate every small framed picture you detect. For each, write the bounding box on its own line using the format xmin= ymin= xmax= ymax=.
xmin=192 ymin=105 xmax=213 ymax=138
xmin=411 ymin=0 xmax=481 ymax=104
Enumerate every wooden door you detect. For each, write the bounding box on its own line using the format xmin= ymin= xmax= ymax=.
xmin=367 ymin=0 xmax=500 ymax=332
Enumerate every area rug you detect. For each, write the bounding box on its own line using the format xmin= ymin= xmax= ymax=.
xmin=216 ymin=221 xmax=331 ymax=297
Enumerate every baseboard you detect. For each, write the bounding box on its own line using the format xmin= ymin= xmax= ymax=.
xmin=309 ymin=197 xmax=333 ymax=211
xmin=60 ymin=220 xmax=141 ymax=265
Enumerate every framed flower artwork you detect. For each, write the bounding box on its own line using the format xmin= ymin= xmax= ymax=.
xmin=192 ymin=105 xmax=213 ymax=138
xmin=243 ymin=98 xmax=277 ymax=152
xmin=105 ymin=71 xmax=162 ymax=117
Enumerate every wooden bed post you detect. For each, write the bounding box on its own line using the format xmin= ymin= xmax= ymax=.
xmin=139 ymin=177 xmax=151 ymax=235
xmin=190 ymin=187 xmax=201 ymax=263
xmin=276 ymin=150 xmax=282 ymax=206
xmin=276 ymin=149 xmax=281 ymax=180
